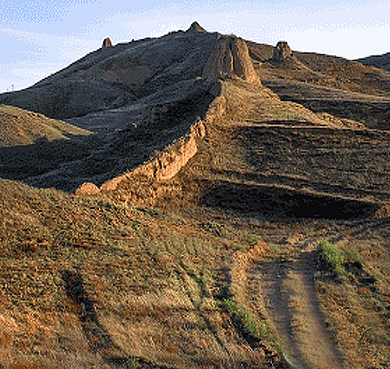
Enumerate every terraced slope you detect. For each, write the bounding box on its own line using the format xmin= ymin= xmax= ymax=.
xmin=247 ymin=40 xmax=390 ymax=131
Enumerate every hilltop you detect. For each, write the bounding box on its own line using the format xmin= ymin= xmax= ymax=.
xmin=0 ymin=23 xmax=389 ymax=369
xmin=357 ymin=52 xmax=390 ymax=72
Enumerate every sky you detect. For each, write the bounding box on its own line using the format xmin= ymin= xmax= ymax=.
xmin=1 ymin=0 xmax=389 ymax=92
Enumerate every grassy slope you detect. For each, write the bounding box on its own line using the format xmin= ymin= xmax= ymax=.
xmin=0 ymin=177 xmax=283 ymax=368
xmin=0 ymin=105 xmax=92 ymax=147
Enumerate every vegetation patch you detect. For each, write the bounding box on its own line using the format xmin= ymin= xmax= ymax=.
xmin=319 ymin=240 xmax=349 ymax=279
xmin=223 ymin=298 xmax=279 ymax=350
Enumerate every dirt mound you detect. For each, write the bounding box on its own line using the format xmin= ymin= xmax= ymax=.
xmin=75 ymin=182 xmax=100 ymax=196
xmin=187 ymin=21 xmax=206 ymax=33
xmin=273 ymin=41 xmax=294 ymax=61
xmin=202 ymin=36 xmax=260 ymax=84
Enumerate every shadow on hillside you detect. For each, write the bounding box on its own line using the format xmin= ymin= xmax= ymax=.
xmin=284 ymin=98 xmax=390 ymax=131
xmin=0 ymin=134 xmax=102 ymax=191
xmin=0 ymin=87 xmax=216 ymax=192
xmin=211 ymin=168 xmax=390 ymax=203
xmin=61 ymin=270 xmax=137 ymax=368
xmin=200 ymin=180 xmax=379 ymax=219
xmin=61 ymin=269 xmax=175 ymax=368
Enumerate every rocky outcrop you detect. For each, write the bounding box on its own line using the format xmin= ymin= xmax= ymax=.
xmin=202 ymin=36 xmax=260 ymax=84
xmin=187 ymin=21 xmax=206 ymax=33
xmin=231 ymin=37 xmax=261 ymax=84
xmin=102 ymin=37 xmax=113 ymax=48
xmin=273 ymin=41 xmax=294 ymax=61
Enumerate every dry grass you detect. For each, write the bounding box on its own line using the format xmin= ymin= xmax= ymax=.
xmin=0 ymin=105 xmax=92 ymax=147
xmin=0 ymin=177 xmax=279 ymax=368
xmin=315 ymin=233 xmax=390 ymax=368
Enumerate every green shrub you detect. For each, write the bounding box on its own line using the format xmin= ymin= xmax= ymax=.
xmin=319 ymin=240 xmax=348 ymax=278
xmin=243 ymin=233 xmax=258 ymax=245
xmin=223 ymin=299 xmax=277 ymax=346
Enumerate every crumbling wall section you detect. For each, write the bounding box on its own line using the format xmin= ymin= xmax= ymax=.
xmin=202 ymin=36 xmax=261 ymax=85
xmin=91 ymin=91 xmax=226 ymax=194
xmin=76 ymin=35 xmax=259 ymax=196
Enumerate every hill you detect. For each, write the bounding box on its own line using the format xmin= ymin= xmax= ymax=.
xmin=0 ymin=27 xmax=219 ymax=120
xmin=0 ymin=104 xmax=92 ymax=147
xmin=0 ymin=24 xmax=389 ymax=368
xmin=2 ymin=29 xmax=390 ymax=191
xmin=357 ymin=52 xmax=390 ymax=72
xmin=0 ymin=26 xmax=221 ymax=191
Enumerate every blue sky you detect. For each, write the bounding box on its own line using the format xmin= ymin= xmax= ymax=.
xmin=1 ymin=0 xmax=389 ymax=92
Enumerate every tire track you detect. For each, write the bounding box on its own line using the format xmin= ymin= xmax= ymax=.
xmin=251 ymin=249 xmax=346 ymax=369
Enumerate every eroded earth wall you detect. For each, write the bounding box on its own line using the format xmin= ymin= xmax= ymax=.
xmin=94 ymin=92 xmax=226 ymax=193
xmin=202 ymin=36 xmax=261 ymax=84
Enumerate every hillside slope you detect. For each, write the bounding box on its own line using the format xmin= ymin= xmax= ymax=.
xmin=97 ymin=74 xmax=390 ymax=368
xmin=0 ymin=27 xmax=219 ymax=120
xmin=357 ymin=52 xmax=390 ymax=72
xmin=0 ymin=25 xmax=222 ymax=191
xmin=2 ymin=31 xmax=390 ymax=191
xmin=1 ymin=75 xmax=388 ymax=369
xmin=247 ymin=40 xmax=390 ymax=131
xmin=0 ymin=25 xmax=389 ymax=369
xmin=0 ymin=104 xmax=92 ymax=148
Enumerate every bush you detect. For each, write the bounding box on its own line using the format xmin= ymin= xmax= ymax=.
xmin=319 ymin=240 xmax=348 ymax=278
xmin=223 ymin=298 xmax=276 ymax=345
